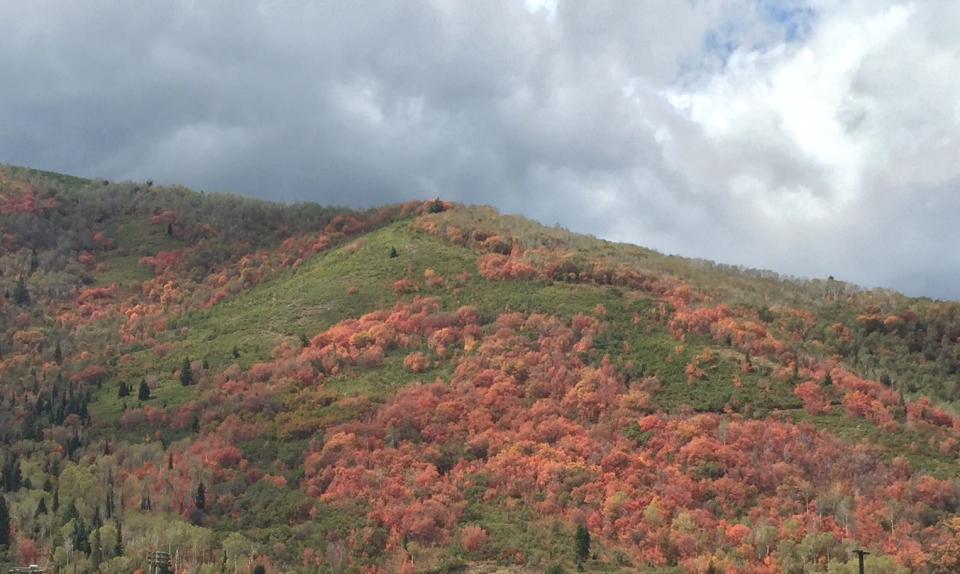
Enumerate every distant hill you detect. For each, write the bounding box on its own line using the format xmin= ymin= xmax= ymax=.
xmin=0 ymin=164 xmax=957 ymax=573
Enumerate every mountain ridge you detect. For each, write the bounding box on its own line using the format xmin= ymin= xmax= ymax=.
xmin=0 ymin=164 xmax=958 ymax=573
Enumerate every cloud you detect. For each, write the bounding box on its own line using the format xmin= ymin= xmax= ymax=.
xmin=1 ymin=1 xmax=959 ymax=298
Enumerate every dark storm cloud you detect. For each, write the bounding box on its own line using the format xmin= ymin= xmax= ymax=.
xmin=2 ymin=1 xmax=960 ymax=299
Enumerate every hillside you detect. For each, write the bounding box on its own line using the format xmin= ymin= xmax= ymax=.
xmin=0 ymin=164 xmax=958 ymax=573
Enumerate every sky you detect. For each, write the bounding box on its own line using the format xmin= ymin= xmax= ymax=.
xmin=2 ymin=1 xmax=960 ymax=299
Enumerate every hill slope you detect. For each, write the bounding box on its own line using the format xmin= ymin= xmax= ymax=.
xmin=0 ymin=165 xmax=958 ymax=573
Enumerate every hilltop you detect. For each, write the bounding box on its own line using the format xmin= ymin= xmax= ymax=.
xmin=0 ymin=164 xmax=958 ymax=573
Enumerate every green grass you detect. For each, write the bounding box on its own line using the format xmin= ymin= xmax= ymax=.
xmin=95 ymin=217 xmax=183 ymax=288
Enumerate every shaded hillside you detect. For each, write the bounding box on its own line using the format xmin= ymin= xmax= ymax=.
xmin=0 ymin=165 xmax=958 ymax=573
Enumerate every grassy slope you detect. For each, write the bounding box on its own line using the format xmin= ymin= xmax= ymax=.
xmin=80 ymin=213 xmax=957 ymax=570
xmin=91 ymin=216 xmax=958 ymax=467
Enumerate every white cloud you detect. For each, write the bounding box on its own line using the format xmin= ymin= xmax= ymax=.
xmin=2 ymin=0 xmax=960 ymax=297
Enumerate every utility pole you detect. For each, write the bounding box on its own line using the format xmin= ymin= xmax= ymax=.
xmin=854 ymin=549 xmax=869 ymax=574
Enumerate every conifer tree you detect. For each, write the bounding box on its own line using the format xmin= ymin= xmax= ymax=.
xmin=180 ymin=357 xmax=194 ymax=386
xmin=0 ymin=495 xmax=10 ymax=548
xmin=575 ymin=524 xmax=591 ymax=568
xmin=138 ymin=379 xmax=151 ymax=401
xmin=13 ymin=276 xmax=30 ymax=306
xmin=195 ymin=480 xmax=206 ymax=511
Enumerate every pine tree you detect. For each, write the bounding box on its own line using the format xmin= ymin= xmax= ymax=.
xmin=138 ymin=379 xmax=151 ymax=401
xmin=114 ymin=520 xmax=123 ymax=557
xmin=180 ymin=357 xmax=194 ymax=386
xmin=54 ymin=341 xmax=63 ymax=364
xmin=106 ymin=471 xmax=114 ymax=519
xmin=13 ymin=276 xmax=30 ymax=306
xmin=118 ymin=381 xmax=129 ymax=398
xmin=74 ymin=515 xmax=90 ymax=555
xmin=428 ymin=197 xmax=445 ymax=213
xmin=575 ymin=524 xmax=591 ymax=567
xmin=35 ymin=496 xmax=48 ymax=517
xmin=92 ymin=526 xmax=103 ymax=568
xmin=195 ymin=480 xmax=206 ymax=511
xmin=0 ymin=495 xmax=10 ymax=547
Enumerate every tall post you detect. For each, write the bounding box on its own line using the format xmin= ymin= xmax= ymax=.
xmin=854 ymin=549 xmax=869 ymax=574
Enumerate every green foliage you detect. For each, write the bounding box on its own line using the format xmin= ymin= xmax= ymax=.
xmin=575 ymin=524 xmax=591 ymax=564
xmin=0 ymin=495 xmax=9 ymax=547
xmin=180 ymin=357 xmax=194 ymax=386
xmin=13 ymin=276 xmax=29 ymax=306
xmin=137 ymin=380 xmax=150 ymax=401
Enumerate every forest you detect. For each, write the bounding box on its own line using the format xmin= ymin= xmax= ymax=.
xmin=0 ymin=164 xmax=959 ymax=573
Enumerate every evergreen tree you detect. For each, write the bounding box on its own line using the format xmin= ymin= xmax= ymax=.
xmin=106 ymin=471 xmax=114 ymax=519
xmin=74 ymin=515 xmax=90 ymax=555
xmin=2 ymin=455 xmax=21 ymax=492
xmin=389 ymin=246 xmax=399 ymax=258
xmin=118 ymin=381 xmax=129 ymax=398
xmin=63 ymin=499 xmax=79 ymax=525
xmin=52 ymin=487 xmax=60 ymax=513
xmin=575 ymin=524 xmax=591 ymax=567
xmin=54 ymin=340 xmax=63 ymax=364
xmin=92 ymin=526 xmax=103 ymax=568
xmin=114 ymin=520 xmax=123 ymax=557
xmin=195 ymin=480 xmax=206 ymax=511
xmin=180 ymin=357 xmax=194 ymax=386
xmin=13 ymin=276 xmax=30 ymax=306
xmin=35 ymin=496 xmax=48 ymax=517
xmin=428 ymin=197 xmax=445 ymax=213
xmin=138 ymin=379 xmax=151 ymax=401
xmin=253 ymin=565 xmax=266 ymax=574
xmin=0 ymin=495 xmax=10 ymax=547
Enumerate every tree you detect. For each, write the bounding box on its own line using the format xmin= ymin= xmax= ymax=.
xmin=54 ymin=340 xmax=63 ymax=364
xmin=0 ymin=495 xmax=9 ymax=548
xmin=428 ymin=198 xmax=445 ymax=213
xmin=114 ymin=520 xmax=123 ymax=557
xmin=253 ymin=565 xmax=266 ymax=574
xmin=575 ymin=524 xmax=591 ymax=567
xmin=195 ymin=480 xmax=206 ymax=511
xmin=35 ymin=496 xmax=48 ymax=517
xmin=180 ymin=357 xmax=194 ymax=386
xmin=138 ymin=379 xmax=151 ymax=401
xmin=13 ymin=276 xmax=29 ymax=306
xmin=92 ymin=524 xmax=103 ymax=567
xmin=389 ymin=246 xmax=399 ymax=258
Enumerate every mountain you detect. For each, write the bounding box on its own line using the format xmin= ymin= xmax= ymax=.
xmin=0 ymin=164 xmax=958 ymax=573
